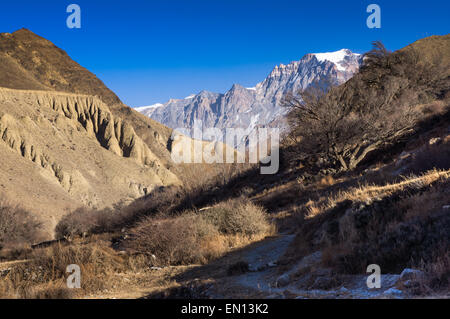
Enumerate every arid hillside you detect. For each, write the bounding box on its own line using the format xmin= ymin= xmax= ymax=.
xmin=0 ymin=87 xmax=182 ymax=234
xmin=0 ymin=28 xmax=121 ymax=104
xmin=0 ymin=33 xmax=448 ymax=300
xmin=0 ymin=29 xmax=180 ymax=176
xmin=0 ymin=29 xmax=185 ymax=235
xmin=0 ymin=28 xmax=244 ymax=237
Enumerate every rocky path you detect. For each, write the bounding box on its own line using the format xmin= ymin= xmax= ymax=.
xmin=216 ymin=234 xmax=416 ymax=299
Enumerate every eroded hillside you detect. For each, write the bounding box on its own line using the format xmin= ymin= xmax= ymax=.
xmin=0 ymin=87 xmax=180 ymax=234
xmin=0 ymin=29 xmax=181 ymax=176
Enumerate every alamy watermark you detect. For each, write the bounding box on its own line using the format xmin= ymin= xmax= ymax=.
xmin=366 ymin=264 xmax=381 ymax=289
xmin=66 ymin=264 xmax=81 ymax=289
xmin=66 ymin=4 xmax=81 ymax=29
xmin=170 ymin=120 xmax=280 ymax=175
xmin=366 ymin=4 xmax=381 ymax=29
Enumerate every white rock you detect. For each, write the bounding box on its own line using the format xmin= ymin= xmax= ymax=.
xmin=150 ymin=266 xmax=162 ymax=271
xmin=429 ymin=137 xmax=441 ymax=145
xmin=338 ymin=286 xmax=349 ymax=294
xmin=276 ymin=273 xmax=291 ymax=287
xmin=248 ymin=264 xmax=258 ymax=272
xmin=400 ymin=268 xmax=424 ymax=281
xmin=403 ymin=280 xmax=418 ymax=288
xmin=383 ymin=288 xmax=404 ymax=297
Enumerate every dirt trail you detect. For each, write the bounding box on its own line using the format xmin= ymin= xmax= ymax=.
xmin=212 ymin=234 xmax=408 ymax=299
xmin=92 ymin=234 xmax=408 ymax=299
xmin=233 ymin=234 xmax=295 ymax=292
xmin=0 ymin=235 xmax=417 ymax=299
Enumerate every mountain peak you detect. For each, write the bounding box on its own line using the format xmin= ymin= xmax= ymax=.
xmin=0 ymin=28 xmax=122 ymax=105
xmin=10 ymin=28 xmax=47 ymax=42
xmin=13 ymin=27 xmax=34 ymax=34
xmin=139 ymin=46 xmax=363 ymax=142
xmin=312 ymin=49 xmax=361 ymax=71
xmin=230 ymin=83 xmax=247 ymax=91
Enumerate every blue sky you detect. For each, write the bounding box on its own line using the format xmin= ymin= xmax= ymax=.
xmin=0 ymin=0 xmax=448 ymax=107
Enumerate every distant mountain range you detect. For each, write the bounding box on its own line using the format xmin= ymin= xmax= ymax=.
xmin=136 ymin=49 xmax=363 ymax=146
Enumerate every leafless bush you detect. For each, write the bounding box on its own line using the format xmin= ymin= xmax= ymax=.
xmin=126 ymin=213 xmax=220 ymax=266
xmin=0 ymin=198 xmax=45 ymax=248
xmin=1 ymin=240 xmax=127 ymax=298
xmin=55 ymin=163 xmax=257 ymax=238
xmin=421 ymin=251 xmax=450 ymax=292
xmin=200 ymin=199 xmax=272 ymax=236
xmin=55 ymin=207 xmax=98 ymax=238
xmin=125 ymin=199 xmax=273 ymax=266
xmin=408 ymin=138 xmax=450 ymax=174
xmin=23 ymin=283 xmax=75 ymax=299
xmin=55 ymin=186 xmax=183 ymax=238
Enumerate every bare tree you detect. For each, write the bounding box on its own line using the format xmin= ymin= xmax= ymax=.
xmin=283 ymin=44 xmax=422 ymax=171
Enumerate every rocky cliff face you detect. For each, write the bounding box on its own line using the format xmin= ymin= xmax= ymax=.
xmin=0 ymin=87 xmax=180 ymax=233
xmin=0 ymin=29 xmax=178 ymax=173
xmin=139 ymin=49 xmax=362 ymax=146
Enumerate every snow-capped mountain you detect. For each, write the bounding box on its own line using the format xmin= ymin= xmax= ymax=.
xmin=137 ymin=49 xmax=362 ymax=146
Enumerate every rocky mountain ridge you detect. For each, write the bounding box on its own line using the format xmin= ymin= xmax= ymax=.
xmin=138 ymin=49 xmax=362 ymax=145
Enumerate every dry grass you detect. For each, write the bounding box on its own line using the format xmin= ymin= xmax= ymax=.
xmin=318 ymin=175 xmax=337 ymax=187
xmin=282 ymin=167 xmax=449 ymax=282
xmin=125 ymin=198 xmax=274 ymax=267
xmin=55 ymin=163 xmax=255 ymax=239
xmin=305 ymin=169 xmax=449 ymax=219
xmin=0 ymin=239 xmax=128 ymax=299
xmin=421 ymin=252 xmax=450 ymax=292
xmin=407 ymin=135 xmax=450 ymax=174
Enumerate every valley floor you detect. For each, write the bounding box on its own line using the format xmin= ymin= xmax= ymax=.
xmin=78 ymin=233 xmax=448 ymax=299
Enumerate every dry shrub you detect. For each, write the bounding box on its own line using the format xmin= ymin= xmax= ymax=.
xmin=126 ymin=199 xmax=273 ymax=266
xmin=22 ymin=282 xmax=75 ymax=299
xmin=421 ymin=251 xmax=450 ymax=292
xmin=55 ymin=186 xmax=189 ymax=238
xmin=305 ymin=199 xmax=322 ymax=219
xmin=200 ymin=199 xmax=272 ymax=236
xmin=55 ymin=163 xmax=256 ymax=239
xmin=395 ymin=185 xmax=449 ymax=221
xmin=0 ymin=198 xmax=46 ymax=249
xmin=421 ymin=100 xmax=448 ymax=115
xmin=1 ymin=240 xmax=127 ymax=298
xmin=33 ymin=242 xmax=126 ymax=289
xmin=127 ymin=213 xmax=220 ymax=266
xmin=55 ymin=207 xmax=99 ymax=238
xmin=408 ymin=138 xmax=450 ymax=174
xmin=327 ymin=179 xmax=450 ymax=274
xmin=308 ymin=169 xmax=449 ymax=219
xmin=284 ymin=168 xmax=450 ymax=281
xmin=318 ymin=175 xmax=336 ymax=187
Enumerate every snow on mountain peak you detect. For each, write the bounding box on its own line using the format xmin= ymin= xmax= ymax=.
xmin=313 ymin=49 xmax=360 ymax=71
xmin=134 ymin=103 xmax=163 ymax=112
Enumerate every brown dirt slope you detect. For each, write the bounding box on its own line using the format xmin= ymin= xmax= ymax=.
xmin=0 ymin=87 xmax=181 ymax=236
xmin=0 ymin=28 xmax=121 ymax=105
xmin=0 ymin=28 xmax=177 ymax=170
